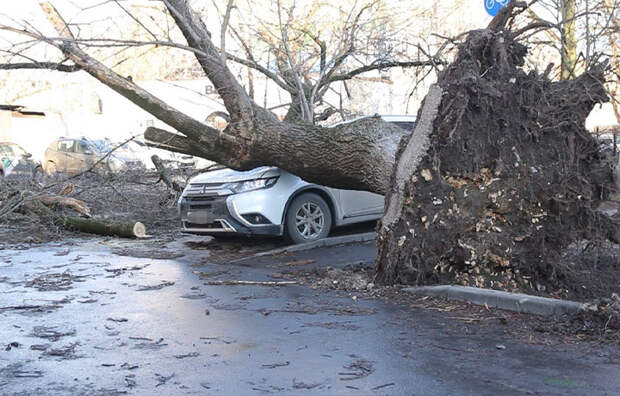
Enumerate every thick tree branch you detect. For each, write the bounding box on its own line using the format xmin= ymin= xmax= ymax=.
xmin=144 ymin=127 xmax=199 ymax=157
xmin=162 ymin=0 xmax=259 ymax=132
xmin=0 ymin=61 xmax=80 ymax=72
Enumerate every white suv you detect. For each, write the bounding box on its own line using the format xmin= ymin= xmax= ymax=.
xmin=177 ymin=115 xmax=416 ymax=243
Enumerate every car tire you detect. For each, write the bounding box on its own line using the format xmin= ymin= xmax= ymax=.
xmin=45 ymin=161 xmax=57 ymax=176
xmin=285 ymin=193 xmax=332 ymax=244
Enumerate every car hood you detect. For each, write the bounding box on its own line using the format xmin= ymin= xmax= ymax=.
xmin=189 ymin=166 xmax=281 ymax=184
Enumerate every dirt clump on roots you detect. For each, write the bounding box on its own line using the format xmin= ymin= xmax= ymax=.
xmin=376 ymin=7 xmax=619 ymax=301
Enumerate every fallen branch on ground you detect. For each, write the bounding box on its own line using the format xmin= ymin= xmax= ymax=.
xmin=151 ymin=154 xmax=183 ymax=193
xmin=22 ymin=197 xmax=146 ymax=238
xmin=36 ymin=195 xmax=91 ymax=217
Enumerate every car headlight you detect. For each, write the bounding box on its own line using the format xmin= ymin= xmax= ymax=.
xmin=227 ymin=177 xmax=278 ymax=193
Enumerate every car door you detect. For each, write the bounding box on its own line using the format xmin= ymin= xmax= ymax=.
xmin=73 ymin=140 xmax=96 ymax=171
xmin=0 ymin=144 xmax=14 ymax=176
xmin=55 ymin=139 xmax=75 ymax=172
xmin=337 ymin=189 xmax=384 ymax=219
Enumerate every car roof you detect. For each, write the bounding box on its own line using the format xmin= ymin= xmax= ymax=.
xmin=334 ymin=114 xmax=416 ymax=127
xmin=378 ymin=114 xmax=417 ymax=122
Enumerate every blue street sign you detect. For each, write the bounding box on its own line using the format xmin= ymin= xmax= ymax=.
xmin=484 ymin=0 xmax=511 ymax=16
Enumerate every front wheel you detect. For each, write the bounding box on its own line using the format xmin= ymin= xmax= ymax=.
xmin=284 ymin=193 xmax=332 ymax=244
xmin=44 ymin=161 xmax=57 ymax=176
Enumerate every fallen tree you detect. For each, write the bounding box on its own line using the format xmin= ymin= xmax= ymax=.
xmin=0 ymin=1 xmax=617 ymax=299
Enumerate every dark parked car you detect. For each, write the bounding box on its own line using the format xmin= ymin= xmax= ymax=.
xmin=0 ymin=142 xmax=42 ymax=179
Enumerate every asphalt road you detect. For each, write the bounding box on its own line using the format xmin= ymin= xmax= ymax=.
xmin=0 ymin=235 xmax=619 ymax=395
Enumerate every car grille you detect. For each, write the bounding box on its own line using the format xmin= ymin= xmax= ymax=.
xmin=186 ymin=196 xmax=217 ymax=210
xmin=186 ymin=182 xmax=226 ymax=194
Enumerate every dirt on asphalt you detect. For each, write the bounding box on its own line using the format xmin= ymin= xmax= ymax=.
xmin=278 ymin=262 xmax=620 ymax=344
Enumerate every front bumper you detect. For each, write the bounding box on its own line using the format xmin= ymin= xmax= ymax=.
xmin=179 ymin=194 xmax=282 ymax=236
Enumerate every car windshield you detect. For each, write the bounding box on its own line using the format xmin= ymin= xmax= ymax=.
xmin=0 ymin=143 xmax=28 ymax=157
xmin=89 ymin=140 xmax=113 ymax=154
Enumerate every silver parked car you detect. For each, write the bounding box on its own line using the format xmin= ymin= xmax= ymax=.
xmin=177 ymin=115 xmax=416 ymax=243
xmin=0 ymin=142 xmax=42 ymax=179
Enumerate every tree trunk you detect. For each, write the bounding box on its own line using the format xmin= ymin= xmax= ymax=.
xmin=375 ymin=17 xmax=617 ymax=300
xmin=560 ymin=0 xmax=577 ymax=80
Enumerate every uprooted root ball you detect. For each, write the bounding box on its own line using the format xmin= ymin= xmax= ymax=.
xmin=376 ymin=24 xmax=619 ymax=300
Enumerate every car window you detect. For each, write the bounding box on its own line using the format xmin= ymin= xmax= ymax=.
xmin=390 ymin=121 xmax=415 ymax=131
xmin=75 ymin=140 xmax=95 ymax=154
xmin=58 ymin=139 xmax=76 ymax=153
xmin=0 ymin=144 xmax=27 ymax=156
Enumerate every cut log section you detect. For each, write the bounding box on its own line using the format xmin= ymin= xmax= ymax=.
xmin=21 ymin=199 xmax=146 ymax=239
xmin=63 ymin=217 xmax=147 ymax=238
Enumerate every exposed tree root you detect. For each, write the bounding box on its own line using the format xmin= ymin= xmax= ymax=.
xmin=376 ymin=9 xmax=619 ymax=300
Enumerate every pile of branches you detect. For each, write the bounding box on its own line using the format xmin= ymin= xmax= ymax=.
xmin=0 ymin=163 xmax=187 ymax=245
xmin=571 ymin=293 xmax=620 ymax=340
xmin=376 ymin=4 xmax=619 ymax=301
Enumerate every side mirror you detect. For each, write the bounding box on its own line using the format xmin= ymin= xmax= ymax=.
xmin=23 ymin=153 xmax=32 ymax=159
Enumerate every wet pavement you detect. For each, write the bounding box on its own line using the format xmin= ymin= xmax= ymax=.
xmin=0 ymin=235 xmax=619 ymax=395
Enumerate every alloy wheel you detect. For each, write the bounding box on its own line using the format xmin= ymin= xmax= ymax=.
xmin=295 ymin=202 xmax=325 ymax=239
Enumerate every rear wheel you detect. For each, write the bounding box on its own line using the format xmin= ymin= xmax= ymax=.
xmin=285 ymin=193 xmax=332 ymax=244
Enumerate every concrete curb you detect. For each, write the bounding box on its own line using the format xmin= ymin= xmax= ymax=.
xmin=403 ymin=285 xmax=586 ymax=316
xmin=231 ymin=232 xmax=377 ymax=263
